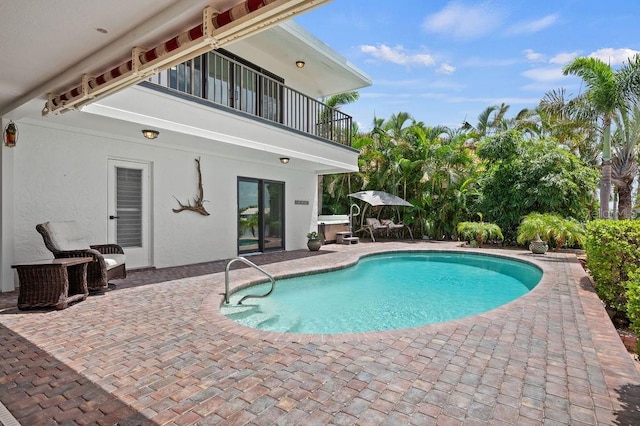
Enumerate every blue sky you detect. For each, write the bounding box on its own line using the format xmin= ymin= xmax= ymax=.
xmin=294 ymin=0 xmax=640 ymax=130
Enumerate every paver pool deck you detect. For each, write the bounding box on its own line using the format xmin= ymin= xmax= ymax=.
xmin=0 ymin=240 xmax=639 ymax=425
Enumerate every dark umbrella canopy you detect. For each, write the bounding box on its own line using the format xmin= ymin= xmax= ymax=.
xmin=348 ymin=190 xmax=413 ymax=207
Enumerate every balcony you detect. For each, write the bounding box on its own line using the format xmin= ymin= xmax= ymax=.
xmin=145 ymin=49 xmax=353 ymax=146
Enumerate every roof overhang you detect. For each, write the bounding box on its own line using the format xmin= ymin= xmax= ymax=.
xmin=226 ymin=21 xmax=372 ymax=98
xmin=0 ymin=0 xmax=337 ymax=118
xmin=41 ymin=0 xmax=332 ymax=116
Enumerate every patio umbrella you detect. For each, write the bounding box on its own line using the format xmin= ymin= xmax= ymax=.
xmin=348 ymin=191 xmax=413 ymax=232
xmin=348 ymin=190 xmax=413 ymax=207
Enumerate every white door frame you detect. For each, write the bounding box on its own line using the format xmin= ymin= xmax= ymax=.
xmin=107 ymin=159 xmax=152 ymax=268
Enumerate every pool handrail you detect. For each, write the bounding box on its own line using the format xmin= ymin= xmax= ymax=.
xmin=224 ymin=257 xmax=276 ymax=305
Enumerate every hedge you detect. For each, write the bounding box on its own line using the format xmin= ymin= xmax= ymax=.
xmin=585 ymin=220 xmax=640 ymax=333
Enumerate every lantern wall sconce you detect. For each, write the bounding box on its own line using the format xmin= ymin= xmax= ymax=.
xmin=279 ymin=157 xmax=290 ymax=164
xmin=295 ymin=60 xmax=305 ymax=68
xmin=4 ymin=121 xmax=17 ymax=147
xmin=142 ymin=129 xmax=159 ymax=139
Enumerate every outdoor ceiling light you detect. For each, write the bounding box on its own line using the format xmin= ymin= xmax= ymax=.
xmin=280 ymin=157 xmax=290 ymax=164
xmin=295 ymin=60 xmax=305 ymax=68
xmin=142 ymin=129 xmax=159 ymax=139
xmin=4 ymin=120 xmax=17 ymax=147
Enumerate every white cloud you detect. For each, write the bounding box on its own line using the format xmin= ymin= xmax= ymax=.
xmin=521 ymin=67 xmax=564 ymax=82
xmin=360 ymin=44 xmax=435 ymax=67
xmin=523 ymin=49 xmax=545 ymax=62
xmin=437 ymin=63 xmax=456 ymax=74
xmin=508 ymin=14 xmax=559 ymax=34
xmin=589 ymin=48 xmax=640 ymax=65
xmin=423 ymin=1 xmax=504 ymax=40
xmin=549 ymin=51 xmax=579 ymax=64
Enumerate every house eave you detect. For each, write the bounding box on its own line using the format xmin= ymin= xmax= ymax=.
xmin=76 ymin=84 xmax=359 ymax=173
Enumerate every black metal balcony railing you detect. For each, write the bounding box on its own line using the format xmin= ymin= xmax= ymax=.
xmin=146 ymin=50 xmax=353 ymax=146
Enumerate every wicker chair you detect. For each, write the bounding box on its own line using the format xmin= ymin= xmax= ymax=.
xmin=36 ymin=221 xmax=126 ymax=291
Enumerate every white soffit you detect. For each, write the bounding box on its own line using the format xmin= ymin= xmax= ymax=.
xmin=0 ymin=0 xmax=334 ymax=118
xmin=227 ymin=20 xmax=372 ymax=97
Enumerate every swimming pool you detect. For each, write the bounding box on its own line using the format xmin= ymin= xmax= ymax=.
xmin=221 ymin=252 xmax=542 ymax=334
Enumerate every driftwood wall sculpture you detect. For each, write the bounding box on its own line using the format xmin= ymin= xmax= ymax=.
xmin=173 ymin=157 xmax=210 ymax=216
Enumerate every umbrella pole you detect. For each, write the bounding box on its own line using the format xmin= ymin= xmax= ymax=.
xmin=361 ymin=204 xmax=369 ymax=230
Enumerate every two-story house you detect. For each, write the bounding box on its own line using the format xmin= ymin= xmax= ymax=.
xmin=0 ymin=0 xmax=371 ymax=292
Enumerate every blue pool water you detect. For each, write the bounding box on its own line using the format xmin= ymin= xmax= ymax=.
xmin=222 ymin=252 xmax=542 ymax=334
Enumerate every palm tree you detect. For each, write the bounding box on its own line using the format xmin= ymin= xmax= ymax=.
xmin=508 ymin=107 xmax=541 ymax=137
xmin=462 ymin=103 xmax=510 ymax=139
xmin=538 ymin=88 xmax=600 ymax=166
xmin=612 ymin=105 xmax=640 ymax=218
xmin=562 ymin=54 xmax=640 ymax=218
xmin=317 ymin=91 xmax=360 ymax=214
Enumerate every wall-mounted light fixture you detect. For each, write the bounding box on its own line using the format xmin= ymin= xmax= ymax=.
xmin=142 ymin=129 xmax=159 ymax=139
xmin=4 ymin=121 xmax=17 ymax=147
xmin=295 ymin=60 xmax=305 ymax=69
xmin=279 ymin=157 xmax=290 ymax=164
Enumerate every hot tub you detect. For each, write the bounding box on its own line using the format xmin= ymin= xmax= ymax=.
xmin=317 ymin=215 xmax=350 ymax=244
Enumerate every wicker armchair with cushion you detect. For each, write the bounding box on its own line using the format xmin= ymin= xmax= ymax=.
xmin=36 ymin=221 xmax=126 ymax=291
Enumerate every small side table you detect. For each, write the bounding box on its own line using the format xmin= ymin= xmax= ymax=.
xmin=12 ymin=258 xmax=93 ymax=310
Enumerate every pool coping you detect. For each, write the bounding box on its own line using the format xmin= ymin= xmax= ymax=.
xmin=201 ymin=245 xmax=567 ymax=344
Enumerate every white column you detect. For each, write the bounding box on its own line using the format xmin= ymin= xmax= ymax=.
xmin=0 ymin=118 xmax=16 ymax=292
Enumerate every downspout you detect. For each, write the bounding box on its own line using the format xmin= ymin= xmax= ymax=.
xmin=0 ymin=0 xmax=203 ymax=118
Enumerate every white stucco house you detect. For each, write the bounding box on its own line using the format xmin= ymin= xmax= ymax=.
xmin=0 ymin=0 xmax=371 ymax=292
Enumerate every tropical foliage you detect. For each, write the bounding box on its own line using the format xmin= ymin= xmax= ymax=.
xmin=321 ymin=53 xmax=640 ymax=245
xmin=476 ymin=131 xmax=598 ymax=241
xmin=517 ymin=212 xmax=586 ymax=251
xmin=562 ymin=54 xmax=640 ymax=218
xmin=457 ymin=216 xmax=503 ymax=248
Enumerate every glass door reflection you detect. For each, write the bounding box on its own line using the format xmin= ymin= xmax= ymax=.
xmin=238 ymin=178 xmax=284 ymax=254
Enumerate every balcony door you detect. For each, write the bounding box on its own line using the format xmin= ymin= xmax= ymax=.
xmin=238 ymin=178 xmax=284 ymax=254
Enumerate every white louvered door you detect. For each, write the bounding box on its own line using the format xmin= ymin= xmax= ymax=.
xmin=107 ymin=159 xmax=151 ymax=268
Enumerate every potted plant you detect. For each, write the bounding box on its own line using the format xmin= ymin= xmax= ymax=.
xmin=456 ymin=214 xmax=503 ymax=248
xmin=306 ymin=231 xmax=322 ymax=251
xmin=516 ymin=212 xmax=551 ymax=254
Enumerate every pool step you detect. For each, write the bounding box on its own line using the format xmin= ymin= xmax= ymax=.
xmin=336 ymin=231 xmax=359 ymax=244
xmin=220 ymin=304 xmax=256 ymax=316
xmin=222 ymin=304 xmax=301 ymax=332
xmin=256 ymin=315 xmax=301 ymax=332
xmin=342 ymin=236 xmax=359 ymax=244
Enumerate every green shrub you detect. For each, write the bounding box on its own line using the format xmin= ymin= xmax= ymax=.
xmin=627 ymin=271 xmax=640 ymax=335
xmin=457 ymin=219 xmax=503 ymax=248
xmin=585 ymin=220 xmax=640 ymax=313
xmin=517 ymin=213 xmax=586 ymax=251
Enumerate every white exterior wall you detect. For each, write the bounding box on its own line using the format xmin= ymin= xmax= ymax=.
xmin=10 ymin=119 xmax=319 ymax=276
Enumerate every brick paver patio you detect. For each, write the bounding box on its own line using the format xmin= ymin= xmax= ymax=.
xmin=1 ymin=241 xmax=639 ymax=425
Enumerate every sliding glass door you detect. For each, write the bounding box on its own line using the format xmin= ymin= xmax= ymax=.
xmin=238 ymin=178 xmax=284 ymax=254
